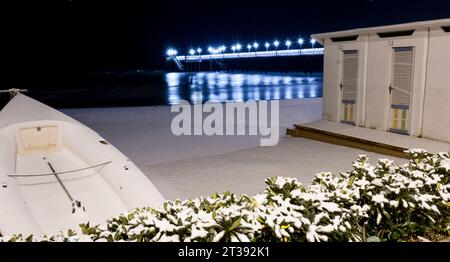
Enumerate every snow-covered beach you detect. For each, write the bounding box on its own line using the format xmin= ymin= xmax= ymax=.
xmin=62 ymin=98 xmax=323 ymax=166
xmin=63 ymin=98 xmax=405 ymax=201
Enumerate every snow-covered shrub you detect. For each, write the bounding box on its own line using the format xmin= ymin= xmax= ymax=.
xmin=308 ymin=150 xmax=450 ymax=241
xmin=1 ymin=150 xmax=449 ymax=242
xmin=69 ymin=193 xmax=260 ymax=242
xmin=339 ymin=151 xmax=450 ymax=241
xmin=257 ymin=176 xmax=357 ymax=242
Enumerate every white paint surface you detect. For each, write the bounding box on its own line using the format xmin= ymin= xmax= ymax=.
xmin=0 ymin=95 xmax=165 ymax=236
xmin=422 ymin=27 xmax=450 ymax=142
xmin=313 ymin=18 xmax=450 ymax=142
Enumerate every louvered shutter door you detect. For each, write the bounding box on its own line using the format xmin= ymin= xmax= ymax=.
xmin=390 ymin=47 xmax=415 ymax=134
xmin=341 ymin=50 xmax=359 ymax=124
xmin=391 ymin=47 xmax=414 ymax=107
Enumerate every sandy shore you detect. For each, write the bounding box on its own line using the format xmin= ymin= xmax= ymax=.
xmin=63 ymin=98 xmax=405 ymax=200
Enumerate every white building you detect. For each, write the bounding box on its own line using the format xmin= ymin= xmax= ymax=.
xmin=312 ymin=19 xmax=450 ymax=142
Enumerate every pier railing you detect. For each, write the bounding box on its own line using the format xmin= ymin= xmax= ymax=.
xmin=176 ymin=48 xmax=324 ymax=62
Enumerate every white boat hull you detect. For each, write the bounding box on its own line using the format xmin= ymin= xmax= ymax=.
xmin=0 ymin=94 xmax=165 ymax=236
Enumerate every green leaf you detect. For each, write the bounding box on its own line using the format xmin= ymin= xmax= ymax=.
xmin=228 ymin=217 xmax=242 ymax=232
xmin=211 ymin=193 xmax=220 ymax=199
xmin=251 ymin=197 xmax=260 ymax=207
xmin=389 ymin=230 xmax=401 ymax=241
xmin=257 ymin=216 xmax=265 ymax=224
xmin=408 ymin=222 xmax=418 ymax=232
xmin=88 ymin=228 xmax=97 ymax=235
xmin=214 ymin=202 xmax=224 ymax=211
xmin=67 ymin=229 xmax=76 ymax=237
xmin=119 ymin=216 xmax=128 ymax=225
xmin=348 ymin=176 xmax=356 ymax=187
xmin=381 ymin=208 xmax=391 ymax=220
xmin=114 ymin=232 xmax=121 ymax=241
xmin=367 ymin=236 xmax=381 ymax=242
xmin=80 ymin=223 xmax=90 ymax=235
xmin=25 ymin=235 xmax=33 ymax=242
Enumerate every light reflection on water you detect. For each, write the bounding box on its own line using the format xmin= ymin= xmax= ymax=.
xmin=164 ymin=72 xmax=323 ymax=105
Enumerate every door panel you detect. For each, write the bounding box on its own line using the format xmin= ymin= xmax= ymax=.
xmin=389 ymin=47 xmax=414 ymax=135
xmin=340 ymin=50 xmax=359 ymax=125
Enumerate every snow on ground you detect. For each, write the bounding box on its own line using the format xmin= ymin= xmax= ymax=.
xmin=142 ymin=137 xmax=405 ymax=200
xmin=63 ymin=98 xmax=405 ymax=200
xmin=62 ymin=98 xmax=322 ymax=166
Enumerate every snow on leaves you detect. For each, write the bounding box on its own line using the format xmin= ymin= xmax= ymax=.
xmin=2 ymin=149 xmax=449 ymax=242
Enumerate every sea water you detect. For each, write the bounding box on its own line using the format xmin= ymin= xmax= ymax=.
xmin=0 ymin=71 xmax=323 ymax=108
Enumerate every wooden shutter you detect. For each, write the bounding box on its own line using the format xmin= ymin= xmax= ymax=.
xmin=342 ymin=50 xmax=359 ymax=103
xmin=341 ymin=50 xmax=359 ymax=124
xmin=389 ymin=47 xmax=415 ymax=134
xmin=391 ymin=47 xmax=414 ymax=108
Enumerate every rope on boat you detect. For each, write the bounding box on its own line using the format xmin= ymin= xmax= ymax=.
xmin=0 ymin=88 xmax=28 ymax=99
xmin=7 ymin=161 xmax=112 ymax=178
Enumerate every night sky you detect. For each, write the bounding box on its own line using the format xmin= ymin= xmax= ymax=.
xmin=2 ymin=0 xmax=450 ymax=77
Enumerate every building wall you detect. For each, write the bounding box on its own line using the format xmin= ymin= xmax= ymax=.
xmin=322 ymin=35 xmax=369 ymax=126
xmin=322 ymin=44 xmax=339 ymax=122
xmin=363 ymin=29 xmax=429 ymax=136
xmin=422 ymin=27 xmax=450 ymax=142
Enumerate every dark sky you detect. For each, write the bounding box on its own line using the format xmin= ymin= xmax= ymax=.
xmin=1 ymin=0 xmax=450 ymax=76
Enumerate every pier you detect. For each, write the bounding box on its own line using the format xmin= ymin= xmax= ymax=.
xmin=166 ymin=39 xmax=324 ymax=71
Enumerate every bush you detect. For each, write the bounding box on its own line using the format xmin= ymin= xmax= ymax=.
xmin=1 ymin=149 xmax=449 ymax=242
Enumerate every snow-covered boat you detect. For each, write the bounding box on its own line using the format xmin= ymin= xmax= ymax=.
xmin=0 ymin=93 xmax=165 ymax=236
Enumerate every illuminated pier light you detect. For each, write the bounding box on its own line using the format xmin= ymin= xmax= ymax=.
xmin=273 ymin=40 xmax=280 ymax=49
xmin=253 ymin=42 xmax=259 ymax=50
xmin=285 ymin=40 xmax=292 ymax=49
xmin=166 ymin=49 xmax=177 ymax=56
